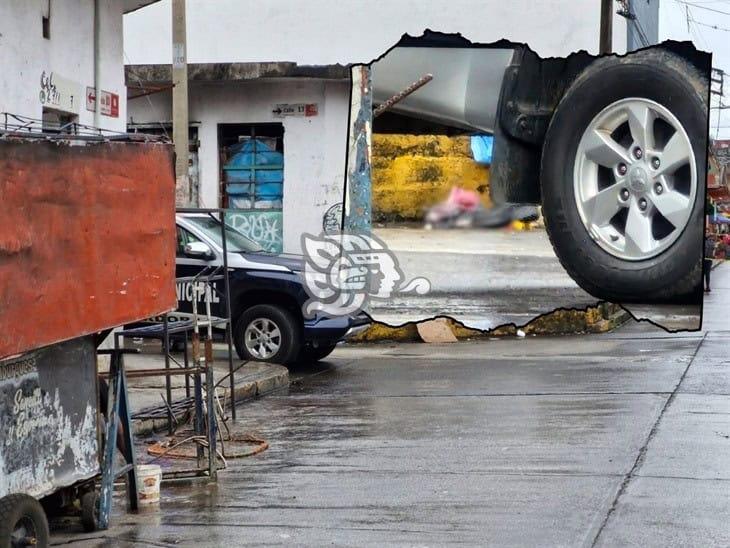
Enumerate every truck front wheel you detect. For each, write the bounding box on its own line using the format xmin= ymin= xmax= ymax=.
xmin=234 ymin=304 xmax=301 ymax=365
xmin=541 ymin=49 xmax=707 ymax=303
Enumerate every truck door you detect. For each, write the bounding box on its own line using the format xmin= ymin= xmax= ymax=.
xmin=175 ymin=225 xmax=225 ymax=319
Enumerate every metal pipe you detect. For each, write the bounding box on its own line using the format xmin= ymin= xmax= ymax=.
xmin=164 ymin=314 xmax=173 ymax=434
xmin=101 ymin=367 xmax=205 ymax=378
xmin=184 ymin=332 xmax=190 ymax=398
xmin=220 ymin=212 xmax=237 ymax=421
xmin=373 ymin=74 xmax=433 ymax=118
xmin=205 ymin=357 xmax=217 ymax=480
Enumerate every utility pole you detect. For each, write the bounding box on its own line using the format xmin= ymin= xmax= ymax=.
xmin=599 ymin=0 xmax=613 ymax=54
xmin=172 ymin=0 xmax=190 ymax=205
xmin=345 ymin=66 xmax=372 ymax=234
xmin=93 ymin=0 xmax=101 ymax=129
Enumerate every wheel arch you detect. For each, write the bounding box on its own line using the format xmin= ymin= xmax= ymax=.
xmin=234 ymin=290 xmax=303 ymax=323
xmin=490 ymin=41 xmax=710 ymax=205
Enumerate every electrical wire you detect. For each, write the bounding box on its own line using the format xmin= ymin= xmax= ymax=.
xmin=632 ymin=18 xmax=652 ymax=47
xmin=675 ymin=0 xmax=730 ymax=16
xmin=123 ymin=49 xmax=171 ymax=140
xmin=689 ymin=18 xmax=730 ymax=31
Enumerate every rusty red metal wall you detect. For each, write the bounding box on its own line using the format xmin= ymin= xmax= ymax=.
xmin=0 ymin=140 xmax=176 ymax=359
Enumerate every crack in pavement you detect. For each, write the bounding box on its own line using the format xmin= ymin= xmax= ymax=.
xmin=588 ymin=332 xmax=708 ymax=548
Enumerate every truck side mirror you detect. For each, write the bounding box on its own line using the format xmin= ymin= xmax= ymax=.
xmin=184 ymin=241 xmax=214 ymax=260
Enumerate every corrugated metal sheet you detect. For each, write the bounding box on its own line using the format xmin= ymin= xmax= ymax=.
xmin=0 ymin=140 xmax=176 ymax=359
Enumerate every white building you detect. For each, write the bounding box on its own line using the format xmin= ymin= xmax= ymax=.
xmin=0 ymin=0 xmax=160 ymax=133
xmin=124 ymin=0 xmax=655 ymax=253
xmin=126 ymin=68 xmax=350 ymax=253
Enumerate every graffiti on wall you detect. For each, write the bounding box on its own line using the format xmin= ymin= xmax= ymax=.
xmin=226 ymin=210 xmax=283 ymax=253
xmin=322 ymin=203 xmax=343 ymax=234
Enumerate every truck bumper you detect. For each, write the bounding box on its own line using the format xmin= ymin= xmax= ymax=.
xmin=303 ymin=312 xmax=371 ymax=344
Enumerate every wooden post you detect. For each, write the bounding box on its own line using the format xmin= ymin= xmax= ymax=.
xmin=600 ymin=0 xmax=613 ymax=54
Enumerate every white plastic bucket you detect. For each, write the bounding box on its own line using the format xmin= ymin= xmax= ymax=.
xmin=136 ymin=464 xmax=162 ymax=505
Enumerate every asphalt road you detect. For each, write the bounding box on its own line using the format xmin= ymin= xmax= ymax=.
xmin=370 ymin=227 xmax=701 ymax=331
xmin=55 ymin=263 xmax=729 ymax=547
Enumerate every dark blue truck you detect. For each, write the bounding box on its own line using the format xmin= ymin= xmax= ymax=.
xmin=174 ymin=213 xmax=370 ymax=365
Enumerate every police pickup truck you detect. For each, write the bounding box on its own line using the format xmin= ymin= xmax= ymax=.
xmin=173 ymin=213 xmax=370 ymax=365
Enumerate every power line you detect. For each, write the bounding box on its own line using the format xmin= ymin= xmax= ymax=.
xmin=675 ymin=1 xmax=730 ymax=16
xmin=616 ymin=1 xmax=651 ymax=46
xmin=685 ymin=8 xmax=711 ymax=49
xmin=123 ymin=49 xmax=170 ymax=141
xmin=687 ymin=1 xmax=730 ymax=5
xmin=689 ymin=17 xmax=730 ymax=31
xmin=633 ymin=17 xmax=652 ymax=46
xmin=680 ymin=3 xmax=709 ymax=47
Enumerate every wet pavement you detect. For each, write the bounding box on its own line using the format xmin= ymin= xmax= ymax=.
xmin=371 ymin=227 xmax=702 ymax=331
xmin=53 ymin=264 xmax=729 ymax=547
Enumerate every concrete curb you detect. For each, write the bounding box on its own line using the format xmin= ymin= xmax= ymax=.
xmin=132 ymin=364 xmax=289 ymax=436
xmin=351 ymin=303 xmax=630 ymax=343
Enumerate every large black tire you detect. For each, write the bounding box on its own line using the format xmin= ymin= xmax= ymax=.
xmin=233 ymin=304 xmax=301 ymax=365
xmin=541 ymin=49 xmax=707 ymax=303
xmin=0 ymin=494 xmax=50 ymax=548
xmin=297 ymin=343 xmax=337 ymax=364
xmin=80 ymin=490 xmax=99 ymax=533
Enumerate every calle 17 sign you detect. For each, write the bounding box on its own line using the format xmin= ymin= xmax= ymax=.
xmin=86 ymin=86 xmax=119 ymax=118
xmin=272 ymin=103 xmax=318 ymax=118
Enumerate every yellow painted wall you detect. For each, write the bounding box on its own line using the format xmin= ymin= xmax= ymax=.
xmin=372 ymin=134 xmax=490 ymax=221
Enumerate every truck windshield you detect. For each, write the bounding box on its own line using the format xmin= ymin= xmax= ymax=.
xmin=186 ymin=216 xmax=264 ymax=253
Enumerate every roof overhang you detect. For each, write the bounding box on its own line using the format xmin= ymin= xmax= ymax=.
xmin=125 ymin=62 xmax=351 ymax=86
xmin=123 ymin=0 xmax=163 ymax=14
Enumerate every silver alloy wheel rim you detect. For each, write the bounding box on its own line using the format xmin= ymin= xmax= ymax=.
xmin=244 ymin=317 xmax=282 ymax=360
xmin=573 ymin=97 xmax=696 ymax=261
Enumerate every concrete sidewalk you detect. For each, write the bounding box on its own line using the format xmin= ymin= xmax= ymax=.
xmin=105 ymin=343 xmax=289 ymax=435
xmin=700 ymin=260 xmax=729 ymax=333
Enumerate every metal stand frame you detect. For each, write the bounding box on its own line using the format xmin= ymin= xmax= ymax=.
xmin=95 ymin=208 xmax=238 ymax=527
xmin=177 ymin=207 xmax=237 ymax=419
xmin=97 ymin=340 xmax=139 ymax=530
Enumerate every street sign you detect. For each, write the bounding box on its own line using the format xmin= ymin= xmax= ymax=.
xmin=272 ymin=103 xmax=318 ymax=118
xmin=85 ymin=86 xmax=119 ymax=118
